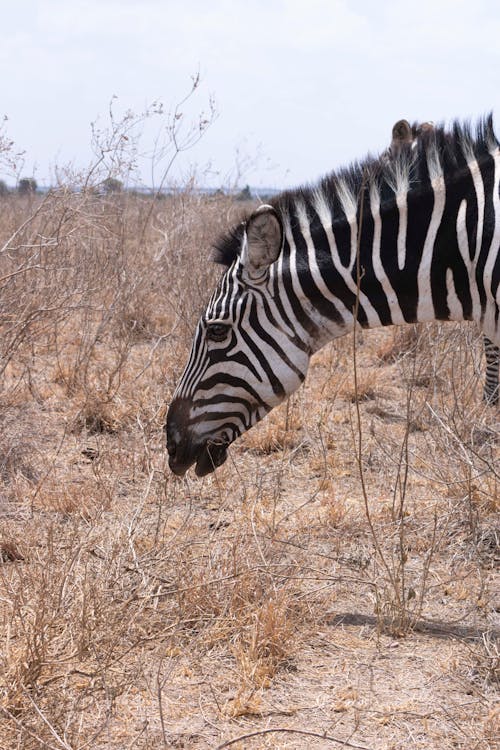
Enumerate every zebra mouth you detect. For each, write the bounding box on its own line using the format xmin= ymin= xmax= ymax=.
xmin=167 ymin=433 xmax=230 ymax=477
xmin=194 ymin=437 xmax=229 ymax=477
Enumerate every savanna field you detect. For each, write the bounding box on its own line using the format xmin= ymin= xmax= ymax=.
xmin=0 ymin=187 xmax=498 ymax=749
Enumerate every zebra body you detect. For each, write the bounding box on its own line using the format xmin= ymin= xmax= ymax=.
xmin=389 ymin=119 xmax=500 ymax=406
xmin=167 ymin=117 xmax=500 ymax=476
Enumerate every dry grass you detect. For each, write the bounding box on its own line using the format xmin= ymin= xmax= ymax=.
xmin=0 ymin=186 xmax=498 ymax=750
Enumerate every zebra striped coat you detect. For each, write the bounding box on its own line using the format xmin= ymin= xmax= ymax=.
xmin=167 ymin=117 xmax=500 ymax=477
xmin=389 ymin=118 xmax=500 ymax=405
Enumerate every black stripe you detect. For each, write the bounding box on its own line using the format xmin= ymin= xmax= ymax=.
xmin=491 ymin=174 xmax=500 ymax=307
xmin=191 ymin=409 xmax=250 ymax=431
xmin=465 ymin=167 xmax=479 ymax=261
xmin=432 ymin=167 xmax=475 ymax=320
xmin=330 ymin=189 xmax=352 ymax=267
xmin=356 ymin=194 xmax=393 ymax=326
xmin=378 ymin=183 xmax=433 ymax=323
xmin=197 ymin=374 xmax=271 ymax=409
xmin=476 ymin=152 xmax=495 ymax=317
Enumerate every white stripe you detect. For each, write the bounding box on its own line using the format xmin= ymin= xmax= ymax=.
xmin=468 ymin=158 xmax=485 ymax=264
xmin=445 ymin=267 xmax=462 ymax=320
xmin=482 ymin=146 xmax=500 ymax=341
xmin=370 ymin=185 xmax=405 ymax=325
xmin=396 ymin=192 xmax=407 ymax=271
xmin=417 ymin=174 xmax=446 ymax=321
xmin=335 ymin=179 xmax=358 ymax=272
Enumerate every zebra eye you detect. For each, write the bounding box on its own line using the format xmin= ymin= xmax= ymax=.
xmin=206 ymin=322 xmax=230 ymax=342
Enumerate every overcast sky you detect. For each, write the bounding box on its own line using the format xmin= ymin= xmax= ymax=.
xmin=2 ymin=0 xmax=500 ymax=189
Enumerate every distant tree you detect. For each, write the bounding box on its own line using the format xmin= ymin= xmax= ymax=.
xmin=235 ymin=184 xmax=252 ymax=202
xmin=0 ymin=180 xmax=9 ymax=196
xmin=18 ymin=177 xmax=37 ymax=195
xmin=101 ymin=177 xmax=123 ymax=194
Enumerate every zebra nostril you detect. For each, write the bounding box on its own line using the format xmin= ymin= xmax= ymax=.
xmin=167 ymin=441 xmax=177 ymax=458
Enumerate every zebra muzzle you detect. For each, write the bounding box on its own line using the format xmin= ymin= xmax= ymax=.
xmin=167 ymin=397 xmax=231 ymax=476
xmin=166 ymin=428 xmax=229 ymax=477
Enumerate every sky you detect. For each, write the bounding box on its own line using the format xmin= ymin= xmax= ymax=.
xmin=1 ymin=0 xmax=500 ymax=189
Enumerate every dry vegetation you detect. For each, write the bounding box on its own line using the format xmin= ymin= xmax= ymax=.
xmin=0 ymin=184 xmax=498 ymax=748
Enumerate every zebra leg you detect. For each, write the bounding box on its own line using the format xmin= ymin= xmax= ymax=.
xmin=483 ymin=335 xmax=500 ymax=405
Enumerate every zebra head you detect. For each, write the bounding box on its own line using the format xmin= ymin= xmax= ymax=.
xmin=166 ymin=205 xmax=311 ymax=477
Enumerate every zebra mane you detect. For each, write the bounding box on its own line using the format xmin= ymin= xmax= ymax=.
xmin=212 ymin=223 xmax=246 ymax=266
xmin=212 ymin=114 xmax=498 ymax=267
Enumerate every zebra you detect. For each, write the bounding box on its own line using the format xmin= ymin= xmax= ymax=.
xmin=388 ymin=118 xmax=500 ymax=405
xmin=167 ymin=116 xmax=500 ymax=477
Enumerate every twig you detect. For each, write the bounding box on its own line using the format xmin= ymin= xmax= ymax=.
xmin=351 ymin=171 xmax=395 ymax=589
xmin=216 ymin=727 xmax=372 ymax=749
xmin=23 ymin=689 xmax=74 ymax=750
xmin=0 ymin=195 xmax=50 ymax=254
xmin=0 ymin=705 xmax=63 ymax=750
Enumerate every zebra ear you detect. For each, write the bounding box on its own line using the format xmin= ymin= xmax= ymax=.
xmin=391 ymin=119 xmax=413 ymax=146
xmin=416 ymin=121 xmax=434 ymax=136
xmin=242 ymin=206 xmax=282 ymax=282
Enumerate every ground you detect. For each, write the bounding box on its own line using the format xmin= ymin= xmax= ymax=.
xmin=0 ymin=191 xmax=498 ymax=749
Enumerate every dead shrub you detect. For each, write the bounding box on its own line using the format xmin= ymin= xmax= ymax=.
xmin=232 ymin=591 xmax=297 ymax=688
xmin=466 ymin=631 xmax=500 ymax=688
xmin=72 ymin=397 xmax=122 ymax=435
xmin=483 ymin=705 xmax=500 ymax=744
xmin=319 ymin=488 xmax=348 ymax=528
xmin=337 ymin=367 xmax=381 ymax=402
xmin=0 ymin=539 xmax=24 ymax=562
xmin=377 ymin=325 xmax=420 ymax=362
xmin=241 ymin=401 xmax=303 ymax=454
